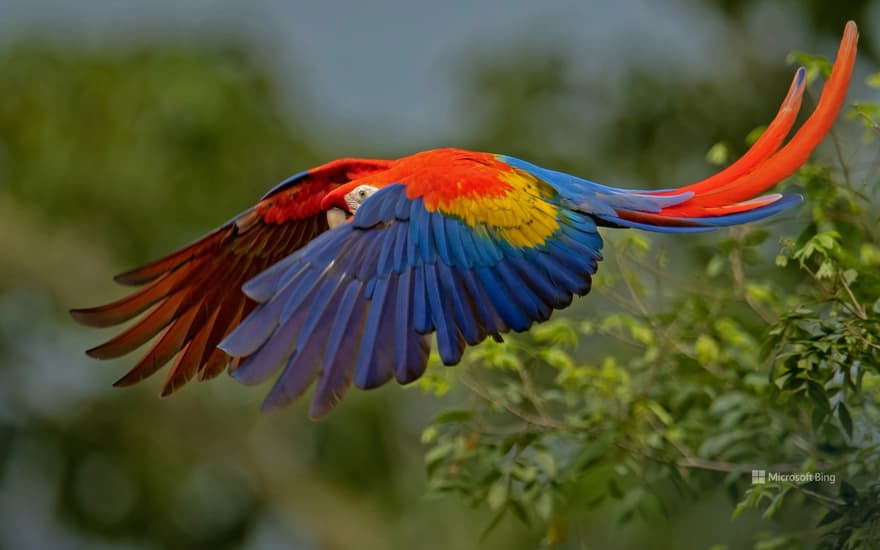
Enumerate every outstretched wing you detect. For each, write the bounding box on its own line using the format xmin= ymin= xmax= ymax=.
xmin=71 ymin=158 xmax=392 ymax=395
xmin=220 ymin=165 xmax=603 ymax=418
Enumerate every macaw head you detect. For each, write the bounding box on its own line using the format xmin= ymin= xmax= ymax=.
xmin=321 ymin=181 xmax=385 ymax=228
xmin=320 ymin=147 xmax=484 ymax=227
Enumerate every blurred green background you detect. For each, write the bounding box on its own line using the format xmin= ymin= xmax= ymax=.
xmin=0 ymin=1 xmax=875 ymax=548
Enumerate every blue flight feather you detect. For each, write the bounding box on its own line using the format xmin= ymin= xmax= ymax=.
xmin=436 ymin=261 xmax=481 ymax=345
xmin=413 ymin=201 xmax=435 ymax=264
xmin=458 ymin=267 xmax=504 ymax=336
xmin=241 ymin=254 xmax=301 ymax=301
xmin=353 ymin=276 xmax=395 ymax=389
xmin=393 ymin=269 xmax=415 ymax=381
xmin=431 ymin=213 xmax=452 ymax=265
xmin=311 ymin=281 xmax=366 ymax=417
xmin=219 ymin=288 xmax=288 ymax=357
xmin=374 ymin=224 xmax=395 ymax=277
xmin=425 ymin=264 xmax=462 ymax=365
xmin=294 ymin=277 xmax=348 ymax=351
xmin=232 ymin=299 xmax=310 ymax=385
xmin=535 ymin=252 xmax=593 ymax=296
xmin=455 ymin=224 xmax=483 ymax=268
xmin=395 ymin=189 xmax=413 ymax=220
xmin=494 ymin=260 xmax=547 ymax=322
xmin=444 ymin=219 xmax=472 ymax=268
xmin=279 ymin=267 xmax=325 ymax=326
xmin=511 ymin=253 xmax=572 ymax=309
xmin=412 ymin=264 xmax=431 ymax=333
xmin=262 ymin=279 xmax=349 ymax=411
xmin=392 ymin=220 xmax=408 ymax=272
xmin=475 ymin=266 xmax=530 ymax=332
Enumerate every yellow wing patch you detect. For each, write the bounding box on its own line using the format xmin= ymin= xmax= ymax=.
xmin=435 ymin=168 xmax=561 ymax=248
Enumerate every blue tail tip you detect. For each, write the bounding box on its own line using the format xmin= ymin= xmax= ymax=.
xmin=794 ymin=66 xmax=806 ymax=88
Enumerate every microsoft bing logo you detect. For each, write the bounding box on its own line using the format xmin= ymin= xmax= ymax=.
xmin=748 ymin=470 xmax=836 ymax=484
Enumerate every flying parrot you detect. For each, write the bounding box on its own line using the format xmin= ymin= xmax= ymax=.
xmin=72 ymin=22 xmax=858 ymax=418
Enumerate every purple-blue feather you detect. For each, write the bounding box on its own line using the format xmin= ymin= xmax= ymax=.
xmin=311 ymin=281 xmax=366 ymax=416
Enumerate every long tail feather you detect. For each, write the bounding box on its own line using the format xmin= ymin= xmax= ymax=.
xmin=670 ymin=21 xmax=858 ymax=209
xmin=655 ymin=66 xmax=806 ymax=197
xmin=597 ymin=21 xmax=857 ymax=231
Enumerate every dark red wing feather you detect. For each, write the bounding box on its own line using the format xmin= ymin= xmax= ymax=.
xmin=71 ymin=158 xmax=393 ymax=396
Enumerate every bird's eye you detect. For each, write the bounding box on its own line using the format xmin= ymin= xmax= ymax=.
xmin=345 ymin=185 xmax=378 ymax=211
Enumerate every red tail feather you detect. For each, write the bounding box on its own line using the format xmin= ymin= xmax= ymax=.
xmin=654 ymin=21 xmax=857 ymax=218
xmin=655 ymin=66 xmax=806 ymax=198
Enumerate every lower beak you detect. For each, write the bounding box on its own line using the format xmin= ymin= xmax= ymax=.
xmin=326 ymin=207 xmax=349 ymax=229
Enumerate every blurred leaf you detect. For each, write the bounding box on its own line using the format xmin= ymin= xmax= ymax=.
xmin=706 ymin=142 xmax=730 ymax=166
xmin=433 ymin=409 xmax=474 ymax=425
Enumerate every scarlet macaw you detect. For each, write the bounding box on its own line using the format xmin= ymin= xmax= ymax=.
xmin=72 ymin=22 xmax=858 ymax=418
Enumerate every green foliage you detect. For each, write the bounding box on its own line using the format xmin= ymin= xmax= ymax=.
xmin=0 ymin=44 xmax=319 ymax=263
xmin=422 ymin=56 xmax=880 ymax=548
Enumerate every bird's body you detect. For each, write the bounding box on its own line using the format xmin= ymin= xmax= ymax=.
xmin=72 ymin=22 xmax=859 ymax=417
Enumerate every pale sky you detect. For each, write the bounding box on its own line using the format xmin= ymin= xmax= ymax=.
xmin=0 ymin=0 xmax=847 ymax=148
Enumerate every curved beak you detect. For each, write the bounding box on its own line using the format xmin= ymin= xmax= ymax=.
xmin=326 ymin=207 xmax=348 ymax=229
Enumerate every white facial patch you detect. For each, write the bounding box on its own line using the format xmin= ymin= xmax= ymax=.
xmin=344 ymin=184 xmax=379 ymax=213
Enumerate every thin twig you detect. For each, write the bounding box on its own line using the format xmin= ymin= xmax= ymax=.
xmin=459 ymin=371 xmax=570 ymax=430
